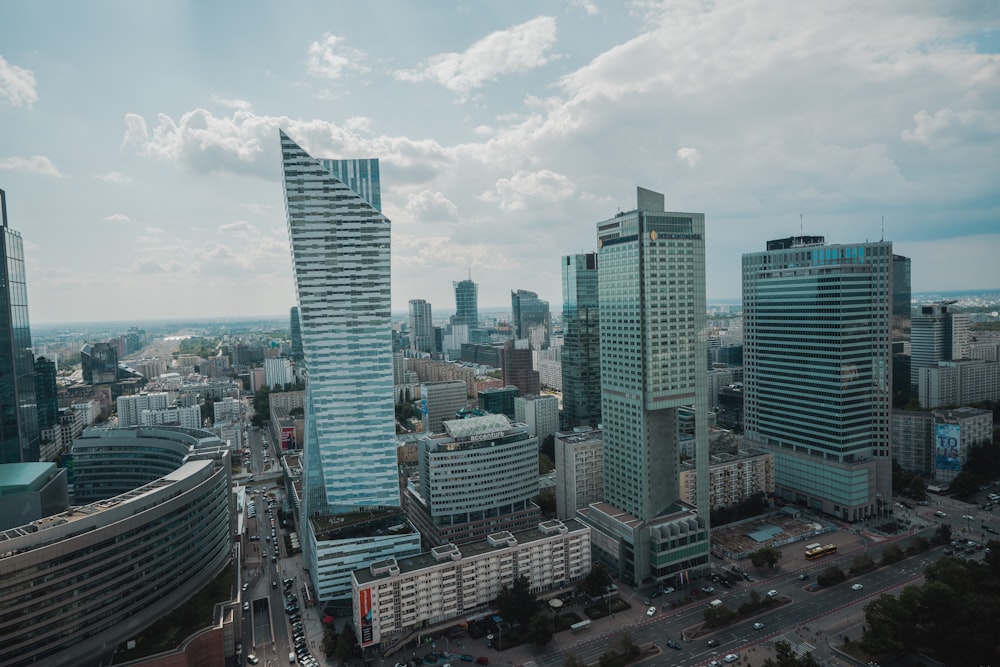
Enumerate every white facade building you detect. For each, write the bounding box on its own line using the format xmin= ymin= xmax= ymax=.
xmin=264 ymin=357 xmax=294 ymax=389
xmin=140 ymin=404 xmax=202 ymax=429
xmin=351 ymin=520 xmax=591 ymax=650
xmin=554 ymin=428 xmax=604 ymax=520
xmin=116 ymin=392 xmax=171 ymax=427
xmin=918 ymin=359 xmax=1000 ymax=408
xmin=213 ymin=396 xmax=241 ymax=423
xmin=514 ymin=394 xmax=560 ymax=443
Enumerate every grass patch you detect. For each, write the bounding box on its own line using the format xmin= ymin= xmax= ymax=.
xmin=115 ymin=563 xmax=233 ymax=661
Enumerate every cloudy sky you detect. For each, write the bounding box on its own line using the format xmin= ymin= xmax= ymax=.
xmin=1 ymin=1 xmax=998 ymax=324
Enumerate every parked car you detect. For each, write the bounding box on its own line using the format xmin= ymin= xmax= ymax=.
xmin=460 ymin=655 xmax=474 ymax=663
xmin=475 ymin=658 xmax=489 ymax=665
xmin=724 ymin=654 xmax=740 ymax=664
xmin=766 ymin=589 xmax=778 ymax=597
xmin=646 ymin=606 xmax=656 ymax=616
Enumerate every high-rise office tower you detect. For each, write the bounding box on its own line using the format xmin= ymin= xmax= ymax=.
xmin=453 ymin=276 xmax=479 ymax=340
xmin=290 ymin=306 xmax=304 ymax=361
xmin=561 ymin=252 xmax=601 ymax=428
xmin=501 ymin=340 xmax=540 ymax=397
xmin=0 ymin=189 xmax=40 ymax=464
xmin=891 ymin=254 xmax=911 ymax=347
xmin=511 ymin=289 xmax=551 ymax=349
xmin=80 ymin=342 xmax=118 ymax=384
xmin=408 ymin=299 xmax=434 ymax=354
xmin=280 ymin=131 xmax=419 ymax=600
xmin=743 ymin=236 xmax=893 ymax=522
xmin=911 ymin=301 xmax=971 ymax=388
xmin=580 ymin=187 xmax=710 ymax=587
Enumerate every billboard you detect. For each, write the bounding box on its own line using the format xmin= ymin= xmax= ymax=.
xmin=358 ymin=587 xmax=374 ymax=647
xmin=281 ymin=425 xmax=296 ymax=451
xmin=935 ymin=423 xmax=961 ymax=472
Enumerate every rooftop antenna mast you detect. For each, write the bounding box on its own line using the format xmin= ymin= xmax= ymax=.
xmin=800 ymin=213 xmax=803 ymax=236
xmin=881 ymin=216 xmax=884 ymax=242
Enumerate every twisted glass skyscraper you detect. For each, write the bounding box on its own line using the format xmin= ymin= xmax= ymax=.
xmin=281 ymin=132 xmax=419 ymax=599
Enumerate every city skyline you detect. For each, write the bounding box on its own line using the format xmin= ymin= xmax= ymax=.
xmin=2 ymin=2 xmax=998 ymax=324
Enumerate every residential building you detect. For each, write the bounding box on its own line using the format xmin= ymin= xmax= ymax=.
xmin=514 ymin=394 xmax=560 ymax=443
xmin=351 ymin=519 xmax=591 ymax=651
xmin=409 ymin=299 xmax=435 ymax=354
xmin=117 ymin=392 xmax=171 ymax=427
xmin=561 ymin=252 xmax=601 ymax=429
xmin=743 ymin=236 xmax=893 ymax=522
xmin=678 ymin=449 xmax=774 ymax=511
xmin=281 ymin=131 xmax=418 ymax=600
xmin=0 ymin=189 xmax=39 ymax=464
xmin=139 ymin=404 xmax=202 ymax=429
xmin=478 ymin=386 xmax=519 ymax=420
xmin=420 ymin=380 xmax=469 ymax=435
xmin=911 ymin=301 xmax=971 ymax=388
xmin=405 ymin=414 xmax=540 ymax=546
xmin=264 ymin=356 xmax=294 ymax=389
xmin=214 ymin=396 xmax=241 ymax=423
xmin=579 ymin=188 xmax=711 ymax=587
xmin=511 ymin=289 xmax=551 ymax=350
xmin=918 ymin=359 xmax=1000 ymax=408
xmin=892 ymin=410 xmax=937 ymax=477
xmin=895 ymin=408 xmax=994 ymax=483
xmin=554 ymin=427 xmax=604 ymax=520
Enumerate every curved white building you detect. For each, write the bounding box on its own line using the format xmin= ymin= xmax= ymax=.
xmin=0 ymin=427 xmax=233 ymax=667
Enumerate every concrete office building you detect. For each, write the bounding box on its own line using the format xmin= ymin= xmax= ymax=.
xmin=420 ymin=380 xmax=469 ymax=435
xmin=409 ymin=299 xmax=435 ymax=354
xmin=405 ymin=414 xmax=540 ymax=546
xmin=554 ymin=428 xmax=604 ymax=520
xmin=892 ymin=411 xmax=937 ymax=478
xmin=918 ymin=359 xmax=1000 ymax=408
xmin=0 ymin=462 xmax=68 ymax=531
xmin=911 ymin=301 xmax=970 ymax=388
xmin=743 ymin=237 xmax=893 ymax=522
xmin=281 ymin=131 xmax=418 ymax=600
xmin=561 ymin=252 xmax=601 ymax=429
xmin=214 ymin=395 xmax=241 ymax=423
xmin=579 ymin=188 xmax=711 ymax=587
xmin=0 ymin=428 xmax=232 ymax=667
xmin=351 ymin=519 xmax=591 ymax=651
xmin=678 ymin=449 xmax=774 ymax=511
xmin=0 ymin=189 xmax=39 ymax=465
xmin=514 ymin=394 xmax=560 ymax=443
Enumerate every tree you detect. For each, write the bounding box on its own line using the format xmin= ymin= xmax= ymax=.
xmin=527 ymin=610 xmax=555 ymax=645
xmin=703 ymin=601 xmax=737 ymax=628
xmin=613 ymin=633 xmax=639 ymax=662
xmin=494 ymin=575 xmax=536 ymax=626
xmin=932 ymin=523 xmax=952 ymax=546
xmin=563 ymin=654 xmax=588 ymax=667
xmin=750 ymin=546 xmax=782 ymax=569
xmin=859 ymin=592 xmax=915 ymax=658
xmin=762 ymin=640 xmax=821 ymax=667
xmin=581 ymin=564 xmax=613 ymax=598
xmin=816 ymin=565 xmax=846 ymax=587
xmin=848 ymin=553 xmax=876 ymax=576
xmin=335 ymin=624 xmax=356 ymax=665
xmin=880 ymin=543 xmax=904 ymax=565
xmin=539 ymin=453 xmax=555 ymax=474
xmin=537 ymin=488 xmax=556 ymax=515
xmin=200 ymin=396 xmax=215 ymax=426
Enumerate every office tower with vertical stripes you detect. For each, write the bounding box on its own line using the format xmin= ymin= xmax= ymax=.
xmin=280 ymin=131 xmax=420 ymax=600
xmin=743 ymin=236 xmax=893 ymax=522
xmin=408 ymin=299 xmax=434 ymax=354
xmin=579 ymin=187 xmax=710 ymax=587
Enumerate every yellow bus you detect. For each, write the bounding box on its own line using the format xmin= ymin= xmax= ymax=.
xmin=805 ymin=543 xmax=837 ymax=560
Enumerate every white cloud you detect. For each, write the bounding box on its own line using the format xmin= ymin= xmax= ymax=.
xmin=131 ymin=256 xmax=182 ymax=274
xmin=0 ymin=56 xmax=37 ymax=107
xmin=569 ymin=0 xmax=599 ymax=17
xmin=212 ymin=95 xmax=253 ymax=111
xmin=102 ymin=213 xmax=132 ymax=223
xmin=306 ymin=33 xmax=368 ymax=80
xmin=0 ymin=155 xmax=64 ymax=177
xmin=676 ymin=147 xmax=702 ymax=167
xmin=479 ymin=169 xmax=576 ymax=211
xmin=344 ymin=116 xmax=372 ymax=133
xmin=403 ymin=191 xmax=460 ymax=223
xmin=901 ymin=107 xmax=1000 ymax=147
xmin=95 ymin=171 xmax=130 ymax=183
xmin=241 ymin=202 xmax=273 ymax=215
xmin=394 ymin=16 xmax=558 ymax=94
xmin=219 ymin=220 xmax=255 ymax=233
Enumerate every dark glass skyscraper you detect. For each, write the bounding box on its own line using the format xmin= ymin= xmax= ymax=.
xmin=511 ymin=289 xmax=551 ymax=349
xmin=0 ymin=188 xmax=39 ymax=463
xmin=453 ymin=276 xmax=478 ymax=340
xmin=561 ymin=252 xmax=601 ymax=428
xmin=290 ymin=305 xmax=304 ymax=361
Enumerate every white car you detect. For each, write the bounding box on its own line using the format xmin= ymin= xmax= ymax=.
xmin=724 ymin=654 xmax=740 ymax=664
xmin=646 ymin=606 xmax=656 ymax=616
xmin=851 ymin=583 xmax=864 ymax=591
xmin=753 ymin=622 xmax=764 ymax=630
xmin=766 ymin=589 xmax=778 ymax=597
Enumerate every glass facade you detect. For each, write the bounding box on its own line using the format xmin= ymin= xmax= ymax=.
xmin=453 ymin=278 xmax=478 ymax=338
xmin=408 ymin=298 xmax=434 ymax=353
xmin=281 ymin=132 xmax=400 ymax=516
xmin=743 ymin=238 xmax=893 ymax=521
xmin=0 ymin=189 xmax=39 ymax=464
xmin=561 ymin=253 xmax=601 ymax=428
xmin=510 ymin=289 xmax=551 ymax=349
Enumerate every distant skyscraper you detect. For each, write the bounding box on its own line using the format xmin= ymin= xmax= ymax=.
xmin=34 ymin=356 xmax=59 ymax=432
xmin=0 ymin=189 xmax=40 ymax=464
xmin=80 ymin=342 xmax=118 ymax=384
xmin=580 ymin=188 xmax=710 ymax=587
xmin=290 ymin=306 xmax=304 ymax=361
xmin=453 ymin=276 xmax=479 ymax=340
xmin=561 ymin=252 xmax=600 ymax=428
xmin=891 ymin=254 xmax=911 ymax=346
xmin=501 ymin=340 xmax=540 ymax=397
xmin=511 ymin=289 xmax=551 ymax=349
xmin=743 ymin=236 xmax=893 ymax=522
xmin=281 ymin=131 xmax=419 ymax=600
xmin=409 ymin=299 xmax=434 ymax=354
